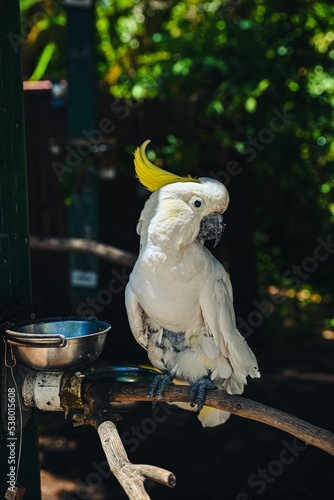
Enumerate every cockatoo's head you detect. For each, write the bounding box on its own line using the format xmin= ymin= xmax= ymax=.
xmin=134 ymin=140 xmax=229 ymax=252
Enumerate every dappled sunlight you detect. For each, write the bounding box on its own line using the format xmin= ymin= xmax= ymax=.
xmin=267 ymin=285 xmax=328 ymax=305
xmin=264 ymin=285 xmax=333 ymax=338
xmin=322 ymin=329 xmax=334 ymax=340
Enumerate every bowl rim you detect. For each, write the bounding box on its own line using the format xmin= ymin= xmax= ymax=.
xmin=5 ymin=316 xmax=111 ymax=342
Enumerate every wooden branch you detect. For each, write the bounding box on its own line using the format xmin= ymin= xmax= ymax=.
xmin=29 ymin=235 xmax=137 ymax=269
xmin=72 ymin=377 xmax=176 ymax=500
xmin=83 ymin=381 xmax=334 ymax=458
xmin=97 ymin=421 xmax=175 ymax=500
xmin=22 ymin=369 xmax=334 ymax=500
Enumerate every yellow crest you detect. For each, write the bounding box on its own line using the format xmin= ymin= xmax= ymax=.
xmin=134 ymin=139 xmax=201 ymax=192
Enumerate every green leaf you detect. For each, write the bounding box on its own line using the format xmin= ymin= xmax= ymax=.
xmin=172 ymin=58 xmax=192 ymax=76
xmin=20 ymin=0 xmax=39 ymax=13
xmin=245 ymin=96 xmax=257 ymax=113
xmin=29 ymin=42 xmax=56 ymax=81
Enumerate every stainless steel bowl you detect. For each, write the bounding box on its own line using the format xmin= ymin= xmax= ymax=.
xmin=5 ymin=317 xmax=111 ymax=370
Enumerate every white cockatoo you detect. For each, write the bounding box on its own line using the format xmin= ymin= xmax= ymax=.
xmin=125 ymin=140 xmax=260 ymax=427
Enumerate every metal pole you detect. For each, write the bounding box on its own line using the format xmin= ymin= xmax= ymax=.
xmin=64 ymin=0 xmax=100 ymax=308
xmin=0 ymin=0 xmax=41 ymax=497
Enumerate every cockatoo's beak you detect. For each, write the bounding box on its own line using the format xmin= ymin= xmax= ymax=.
xmin=197 ymin=212 xmax=225 ymax=248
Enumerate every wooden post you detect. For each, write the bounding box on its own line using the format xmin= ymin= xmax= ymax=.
xmin=0 ymin=0 xmax=41 ymax=497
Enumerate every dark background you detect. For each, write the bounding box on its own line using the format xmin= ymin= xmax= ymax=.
xmin=20 ymin=1 xmax=334 ymax=498
xmin=25 ymin=86 xmax=334 ymax=500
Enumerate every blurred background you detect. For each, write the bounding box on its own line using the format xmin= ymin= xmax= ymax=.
xmin=19 ymin=0 xmax=334 ymax=498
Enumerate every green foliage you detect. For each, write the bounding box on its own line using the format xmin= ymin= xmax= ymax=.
xmin=20 ymin=0 xmax=66 ymax=79
xmin=21 ymin=0 xmax=334 ymax=342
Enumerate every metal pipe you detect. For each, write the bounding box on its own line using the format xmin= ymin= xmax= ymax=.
xmin=22 ymin=370 xmax=84 ymax=413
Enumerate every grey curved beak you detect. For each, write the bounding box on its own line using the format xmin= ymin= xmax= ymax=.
xmin=198 ymin=212 xmax=225 ymax=248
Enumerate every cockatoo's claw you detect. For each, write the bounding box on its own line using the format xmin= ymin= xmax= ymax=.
xmin=189 ymin=378 xmax=217 ymax=411
xmin=147 ymin=373 xmax=174 ymax=399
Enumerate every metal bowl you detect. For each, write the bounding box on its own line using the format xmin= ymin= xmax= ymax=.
xmin=5 ymin=317 xmax=111 ymax=371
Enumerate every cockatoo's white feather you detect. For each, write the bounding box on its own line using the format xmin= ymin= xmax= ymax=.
xmin=125 ymin=141 xmax=260 ymax=427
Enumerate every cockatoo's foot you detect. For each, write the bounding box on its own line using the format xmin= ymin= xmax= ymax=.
xmin=189 ymin=377 xmax=217 ymax=411
xmin=147 ymin=372 xmax=174 ymax=399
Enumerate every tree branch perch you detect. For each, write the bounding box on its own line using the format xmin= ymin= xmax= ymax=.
xmin=22 ymin=370 xmax=334 ymax=499
xmin=97 ymin=421 xmax=176 ymax=500
xmin=81 ymin=380 xmax=334 ymax=458
xmin=29 ymin=235 xmax=137 ymax=269
xmin=75 ymin=379 xmax=334 ymax=499
xmin=71 ymin=376 xmax=176 ymax=500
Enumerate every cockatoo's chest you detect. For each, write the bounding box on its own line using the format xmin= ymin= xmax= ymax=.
xmin=130 ymin=246 xmax=207 ymax=329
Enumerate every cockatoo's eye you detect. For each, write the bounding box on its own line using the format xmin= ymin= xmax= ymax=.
xmin=190 ymin=196 xmax=205 ymax=210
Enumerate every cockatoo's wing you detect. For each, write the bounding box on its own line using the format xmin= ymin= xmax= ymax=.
xmin=200 ymin=258 xmax=260 ymax=394
xmin=124 ymin=283 xmax=148 ymax=350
